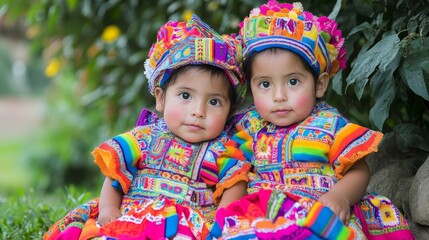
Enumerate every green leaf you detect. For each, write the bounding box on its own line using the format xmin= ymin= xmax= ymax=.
xmin=353 ymin=0 xmax=373 ymax=17
xmin=346 ymin=34 xmax=400 ymax=99
xmin=375 ymin=13 xmax=384 ymax=28
xmin=97 ymin=1 xmax=120 ymax=19
xmin=81 ymin=0 xmax=94 ymax=18
xmin=421 ymin=61 xmax=429 ymax=75
xmin=328 ymin=0 xmax=342 ymax=20
xmin=105 ymin=67 xmax=124 ymax=85
xmin=0 ymin=5 xmax=8 ymax=18
xmin=128 ymin=52 xmax=146 ymax=65
xmin=392 ymin=16 xmax=406 ymax=32
xmin=81 ymin=87 xmax=103 ymax=105
xmin=400 ymin=38 xmax=429 ymax=101
xmin=394 ymin=123 xmax=429 ymax=152
xmin=407 ymin=14 xmax=419 ymax=34
xmin=379 ymin=34 xmax=400 ymax=72
xmin=420 ymin=16 xmax=429 ymax=36
xmin=47 ymin=4 xmax=59 ymax=31
xmin=119 ymin=72 xmax=146 ymax=105
xmin=347 ymin=22 xmax=372 ymax=37
xmin=331 ymin=70 xmax=343 ymax=95
xmin=66 ymin=0 xmax=78 ymax=11
xmin=368 ymin=54 xmax=400 ymax=130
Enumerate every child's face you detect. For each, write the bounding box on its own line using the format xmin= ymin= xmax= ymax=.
xmin=249 ymin=49 xmax=328 ymax=126
xmin=155 ymin=68 xmax=231 ymax=143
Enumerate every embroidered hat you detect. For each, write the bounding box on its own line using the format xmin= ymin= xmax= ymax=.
xmin=144 ymin=15 xmax=246 ymax=104
xmin=240 ymin=0 xmax=346 ymax=77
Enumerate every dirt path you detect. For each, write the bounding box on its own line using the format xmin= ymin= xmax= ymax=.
xmin=0 ymin=97 xmax=44 ymax=141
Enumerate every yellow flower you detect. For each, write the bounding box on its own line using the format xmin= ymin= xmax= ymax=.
xmin=379 ymin=203 xmax=399 ymax=226
xmin=255 ymin=134 xmax=273 ymax=159
xmin=45 ymin=58 xmax=61 ymax=77
xmin=167 ymin=145 xmax=191 ymax=166
xmin=101 ymin=25 xmax=121 ymax=43
xmin=182 ymin=9 xmax=194 ymax=21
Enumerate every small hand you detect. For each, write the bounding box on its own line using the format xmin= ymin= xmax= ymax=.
xmin=98 ymin=207 xmax=122 ymax=227
xmin=318 ymin=190 xmax=351 ymax=225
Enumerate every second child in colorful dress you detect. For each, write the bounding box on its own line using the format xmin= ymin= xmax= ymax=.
xmin=210 ymin=1 xmax=414 ymax=239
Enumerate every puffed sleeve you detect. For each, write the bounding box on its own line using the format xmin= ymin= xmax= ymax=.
xmin=231 ymin=106 xmax=262 ymax=161
xmin=211 ymin=107 xmax=261 ymax=203
xmin=329 ymin=117 xmax=383 ymax=179
xmin=212 ymin=136 xmax=251 ymax=204
xmin=92 ymin=130 xmax=141 ymax=194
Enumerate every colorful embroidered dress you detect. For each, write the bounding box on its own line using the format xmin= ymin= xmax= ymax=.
xmin=211 ymin=101 xmax=413 ymax=240
xmin=44 ymin=112 xmax=249 ymax=240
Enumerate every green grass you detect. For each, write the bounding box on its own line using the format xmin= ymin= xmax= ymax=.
xmin=0 ymin=123 xmax=99 ymax=238
xmin=0 ymin=137 xmax=98 ymax=238
xmin=0 ymin=139 xmax=31 ymax=193
xmin=0 ymin=186 xmax=96 ymax=239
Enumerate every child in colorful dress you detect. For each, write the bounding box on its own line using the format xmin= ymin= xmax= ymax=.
xmin=43 ymin=15 xmax=250 ymax=240
xmin=210 ymin=1 xmax=414 ymax=239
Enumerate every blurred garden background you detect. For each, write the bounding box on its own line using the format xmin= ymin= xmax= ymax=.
xmin=0 ymin=0 xmax=428 ymax=238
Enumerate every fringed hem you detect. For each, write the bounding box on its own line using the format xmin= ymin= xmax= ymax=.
xmin=92 ymin=147 xmax=131 ymax=194
xmin=335 ymin=132 xmax=383 ymax=179
xmin=213 ymin=166 xmax=250 ymax=204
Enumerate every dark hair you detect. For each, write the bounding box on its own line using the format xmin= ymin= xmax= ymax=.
xmin=161 ymin=65 xmax=237 ymax=114
xmin=244 ymin=48 xmax=319 ymax=85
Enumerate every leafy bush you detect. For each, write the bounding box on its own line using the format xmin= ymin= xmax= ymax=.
xmin=332 ymin=0 xmax=429 ymax=156
xmin=337 ymin=0 xmax=429 ymax=133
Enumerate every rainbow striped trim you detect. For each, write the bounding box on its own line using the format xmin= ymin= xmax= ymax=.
xmin=243 ymin=36 xmax=321 ymax=74
xmin=200 ymin=160 xmax=218 ymax=185
xmin=300 ymin=201 xmax=355 ymax=240
xmin=93 ymin=132 xmax=141 ymax=193
xmin=292 ymin=139 xmax=330 ymax=163
xmin=112 ymin=132 xmax=140 ymax=172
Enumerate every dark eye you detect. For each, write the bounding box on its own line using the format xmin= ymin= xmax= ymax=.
xmin=180 ymin=92 xmax=190 ymax=99
xmin=209 ymin=99 xmax=221 ymax=106
xmin=288 ymin=78 xmax=299 ymax=86
xmin=259 ymin=81 xmax=270 ymax=89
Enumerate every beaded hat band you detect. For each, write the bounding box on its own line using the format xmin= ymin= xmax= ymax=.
xmin=144 ymin=15 xmax=246 ymax=105
xmin=240 ymin=0 xmax=346 ymax=77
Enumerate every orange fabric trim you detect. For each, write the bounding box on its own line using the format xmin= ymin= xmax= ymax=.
xmin=78 ymin=218 xmax=100 ymax=240
xmin=335 ymin=132 xmax=383 ymax=179
xmin=92 ymin=147 xmax=131 ymax=193
xmin=213 ymin=165 xmax=250 ymax=204
xmin=329 ymin=124 xmax=366 ymax=164
xmin=42 ymin=225 xmax=60 ymax=240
